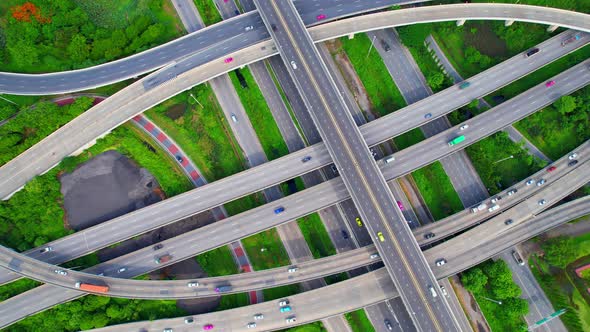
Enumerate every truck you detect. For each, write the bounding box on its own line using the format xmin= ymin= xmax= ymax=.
xmin=561 ymin=33 xmax=581 ymax=46
xmin=470 ymin=203 xmax=487 ymax=213
xmin=155 ymin=254 xmax=172 ymax=264
xmin=75 ymin=282 xmax=109 ymax=294
xmin=448 ymin=135 xmax=465 ymax=146
xmin=215 ymin=285 xmax=232 ymax=293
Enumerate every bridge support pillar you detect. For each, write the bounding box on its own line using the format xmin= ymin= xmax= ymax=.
xmin=348 ymin=33 xmax=355 ymax=39
xmin=456 ymin=19 xmax=466 ymax=26
xmin=547 ymin=25 xmax=559 ymax=32
xmin=505 ymin=20 xmax=514 ymax=27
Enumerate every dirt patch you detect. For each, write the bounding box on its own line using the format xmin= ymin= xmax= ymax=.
xmin=464 ymin=22 xmax=509 ymax=58
xmin=166 ymin=103 xmax=186 ymax=120
xmin=60 ymin=150 xmax=161 ymax=230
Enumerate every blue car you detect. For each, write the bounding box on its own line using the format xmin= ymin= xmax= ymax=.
xmin=274 ymin=206 xmax=285 ymax=215
xmin=280 ymin=306 xmax=292 ymax=313
xmin=301 ymin=156 xmax=312 ymax=162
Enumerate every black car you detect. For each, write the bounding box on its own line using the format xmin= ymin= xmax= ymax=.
xmin=330 ymin=164 xmax=339 ymax=175
xmin=341 ymin=230 xmax=349 ymax=239
xmin=380 ymin=40 xmax=391 ymax=52
xmin=504 ymin=219 xmax=513 ymax=226
xmin=568 ymin=160 xmax=578 ymax=167
xmin=384 ymin=319 xmax=393 ymax=331
xmin=271 ymin=24 xmax=277 ymax=31
xmin=301 ymin=156 xmax=312 ymax=163
xmin=525 ymin=48 xmax=540 ymax=57
xmin=176 ymin=155 xmax=183 ymax=162
xmin=424 ymin=232 xmax=435 ymax=239
xmin=153 ymin=243 xmax=163 ymax=250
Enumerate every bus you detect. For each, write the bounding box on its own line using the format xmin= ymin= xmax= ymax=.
xmin=448 ymin=135 xmax=465 ymax=146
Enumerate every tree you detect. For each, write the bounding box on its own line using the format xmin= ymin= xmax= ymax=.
xmin=67 ymin=34 xmax=89 ymax=62
xmin=427 ymin=72 xmax=445 ymax=90
xmin=490 ymin=279 xmax=521 ymax=299
xmin=500 ymin=297 xmax=529 ymax=319
xmin=541 ymin=236 xmax=579 ymax=268
xmin=461 ymin=267 xmax=488 ymax=293
xmin=553 ymin=95 xmax=577 ymax=116
xmin=8 ymin=40 xmax=39 ymax=68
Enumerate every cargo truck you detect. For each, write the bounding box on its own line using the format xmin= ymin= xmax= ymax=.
xmin=155 ymin=254 xmax=172 ymax=264
xmin=448 ymin=135 xmax=465 ymax=146
xmin=75 ymin=282 xmax=109 ymax=293
xmin=561 ymin=33 xmax=581 ymax=46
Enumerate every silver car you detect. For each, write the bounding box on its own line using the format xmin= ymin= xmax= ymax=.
xmin=54 ymin=269 xmax=67 ymax=276
xmin=247 ymin=322 xmax=257 ymax=328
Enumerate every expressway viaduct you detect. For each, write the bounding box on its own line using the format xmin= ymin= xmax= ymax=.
xmin=0 ymin=57 xmax=587 ymax=293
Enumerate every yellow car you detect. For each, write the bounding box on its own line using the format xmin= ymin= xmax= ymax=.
xmin=355 ymin=217 xmax=363 ymax=227
xmin=377 ymin=232 xmax=385 ymax=242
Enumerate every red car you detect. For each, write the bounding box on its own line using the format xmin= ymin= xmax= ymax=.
xmin=224 ymin=57 xmax=233 ymax=64
xmin=203 ymin=324 xmax=214 ymax=330
xmin=316 ymin=14 xmax=327 ymax=20
xmin=396 ymin=201 xmax=404 ymax=210
xmin=545 ymin=80 xmax=555 ymax=87
xmin=547 ymin=166 xmax=557 ymax=172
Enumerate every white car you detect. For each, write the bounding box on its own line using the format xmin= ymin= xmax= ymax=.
xmin=290 ymin=60 xmax=297 ymax=69
xmin=231 ymin=113 xmax=238 ymax=123
xmin=435 ymin=259 xmax=446 ymax=266
xmin=187 ymin=281 xmax=199 ymax=288
xmin=569 ymin=153 xmax=578 ymax=160
xmin=460 ymin=124 xmax=469 ymax=130
xmin=253 ymin=313 xmax=264 ymax=320
xmin=54 ymin=269 xmax=67 ymax=276
xmin=526 ymin=179 xmax=535 ymax=186
xmin=117 ymin=267 xmax=127 ymax=273
xmin=539 ymin=199 xmax=546 ymax=206
xmin=40 ymin=246 xmax=53 ymax=253
xmin=247 ymin=322 xmax=257 ymax=328
xmin=440 ymin=285 xmax=448 ymax=297
xmin=279 ymin=299 xmax=289 ymax=307
xmin=286 ymin=316 xmax=297 ymax=323
xmin=245 ymin=25 xmax=254 ymax=31
xmin=288 ymin=266 xmax=298 ymax=273
xmin=370 ymin=253 xmax=379 ymax=259
xmin=429 ymin=285 xmax=438 ymax=298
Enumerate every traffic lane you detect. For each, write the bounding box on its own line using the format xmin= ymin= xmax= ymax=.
xmin=264 ymin=2 xmax=456 ymax=330
xmin=3 ymin=63 xmax=587 ymax=286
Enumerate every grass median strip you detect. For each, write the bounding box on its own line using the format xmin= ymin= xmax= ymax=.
xmin=345 ymin=309 xmax=376 ymax=332
xmin=412 ymin=161 xmax=464 ymax=220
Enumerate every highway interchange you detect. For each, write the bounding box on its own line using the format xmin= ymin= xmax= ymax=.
xmin=0 ymin=1 xmax=589 ymax=331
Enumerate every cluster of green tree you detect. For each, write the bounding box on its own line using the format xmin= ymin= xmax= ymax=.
xmin=464 ymin=46 xmax=493 ymax=70
xmin=0 ymin=97 xmax=94 ymax=167
xmin=0 ymin=0 xmax=177 ymax=72
xmin=0 ymin=103 xmax=20 ymax=121
xmin=461 ymin=260 xmax=529 ymax=330
xmin=9 ymin=294 xmax=185 ymax=331
xmin=540 ymin=236 xmax=580 ymax=268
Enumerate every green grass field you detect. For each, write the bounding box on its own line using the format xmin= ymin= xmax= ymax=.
xmin=193 ymin=0 xmax=223 ymax=26
xmin=345 ymin=310 xmax=376 ymax=332
xmin=338 ymin=35 xmax=406 ymax=116
xmin=263 ymin=284 xmax=301 ymax=301
xmin=297 ymin=213 xmax=336 ymax=259
xmin=229 ymin=68 xmax=290 ymax=161
xmin=196 ymin=246 xmax=238 ymax=277
xmin=393 ymin=128 xmax=425 ymax=150
xmin=412 ymin=162 xmax=464 ymax=220
xmin=242 ymin=229 xmax=291 ymax=271
xmin=217 ymin=293 xmax=251 ymax=311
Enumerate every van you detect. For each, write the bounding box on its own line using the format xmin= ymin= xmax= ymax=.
xmin=429 ymin=285 xmax=438 ymax=298
xmin=385 ymin=156 xmax=395 ymax=163
xmin=512 ymin=250 xmax=524 ymax=266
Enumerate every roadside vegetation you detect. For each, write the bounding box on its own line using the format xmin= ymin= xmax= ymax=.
xmin=193 ymin=0 xmax=222 ymax=26
xmin=345 ymin=309 xmax=376 ymax=332
xmin=530 ymin=234 xmax=590 ymax=331
xmin=280 ymin=321 xmax=326 ymax=332
xmin=0 ymin=0 xmax=183 ymax=73
xmin=461 ymin=259 xmax=529 ymax=331
xmin=412 ymin=162 xmax=464 ymax=220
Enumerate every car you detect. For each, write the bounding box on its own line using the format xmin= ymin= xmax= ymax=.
xmin=341 ymin=230 xmax=349 ymax=239
xmin=301 ymin=156 xmax=311 ymax=162
xmin=279 ymin=299 xmax=289 ymax=306
xmin=547 ymin=166 xmax=557 ymax=172
xmin=538 ymin=199 xmax=546 ymax=206
xmin=545 ymin=80 xmax=556 ymax=87
xmin=459 ymin=81 xmax=471 ymax=89
xmin=254 ymin=313 xmax=264 ymax=320
xmin=537 ymin=179 xmax=546 ymax=186
xmin=274 ymin=206 xmax=285 ymax=215
xmin=460 ymin=124 xmax=469 ymax=131
xmin=512 ymin=250 xmax=524 ymax=265
xmin=290 ymin=60 xmax=297 ymax=69
xmin=187 ymin=281 xmax=199 ymax=288
xmin=40 ymin=246 xmax=53 ymax=253
xmin=370 ymin=148 xmax=377 ymax=158
xmin=245 ymin=25 xmax=254 ymax=31
xmin=396 ymin=201 xmax=404 ymax=210
xmin=288 ymin=266 xmax=298 ymax=273
xmin=356 ymin=217 xmax=363 ymax=227
xmin=526 ymin=179 xmax=535 ymax=186
xmin=525 ymin=48 xmax=540 ymax=57
xmin=370 ymin=253 xmax=379 ymax=259
xmin=377 ymin=231 xmax=385 ymax=242
xmin=316 ymin=14 xmax=327 ymax=20
xmin=231 ymin=113 xmax=237 ymax=122
xmin=507 ymin=189 xmax=517 ymax=196
xmin=203 ymin=324 xmax=214 ymax=331
xmin=153 ymin=243 xmax=163 ymax=250
xmin=569 ymin=153 xmax=578 ymax=160
xmin=117 ymin=267 xmax=127 ymax=273
xmin=504 ymin=219 xmax=513 ymax=226
xmin=488 ymin=204 xmax=499 ymax=212
xmin=435 ymin=259 xmax=446 ymax=266
xmin=429 ymin=285 xmax=438 ymax=297
xmin=440 ymin=285 xmax=448 ymax=297
xmin=385 ymin=156 xmax=395 ymax=163
xmin=184 ymin=317 xmax=194 ymax=324
xmin=424 ymin=113 xmax=432 ymax=119
xmin=247 ymin=322 xmax=257 ymax=328
xmin=234 ymin=10 xmax=239 ymax=15
xmin=491 ymin=196 xmax=501 ymax=203
xmin=330 ymin=164 xmax=338 ymax=175
xmin=384 ymin=319 xmax=393 ymax=331
xmin=176 ymin=155 xmax=183 ymax=162
xmin=568 ymin=160 xmax=578 ymax=167
xmin=380 ymin=39 xmax=391 ymax=52
xmin=280 ymin=306 xmax=292 ymax=313
xmin=271 ymin=24 xmax=277 ymax=31
xmin=286 ymin=316 xmax=297 ymax=323
xmin=54 ymin=269 xmax=67 ymax=276
xmin=424 ymin=232 xmax=435 ymax=239
xmin=163 ymin=329 xmax=173 ymax=332
xmin=224 ymin=57 xmax=233 ymax=64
